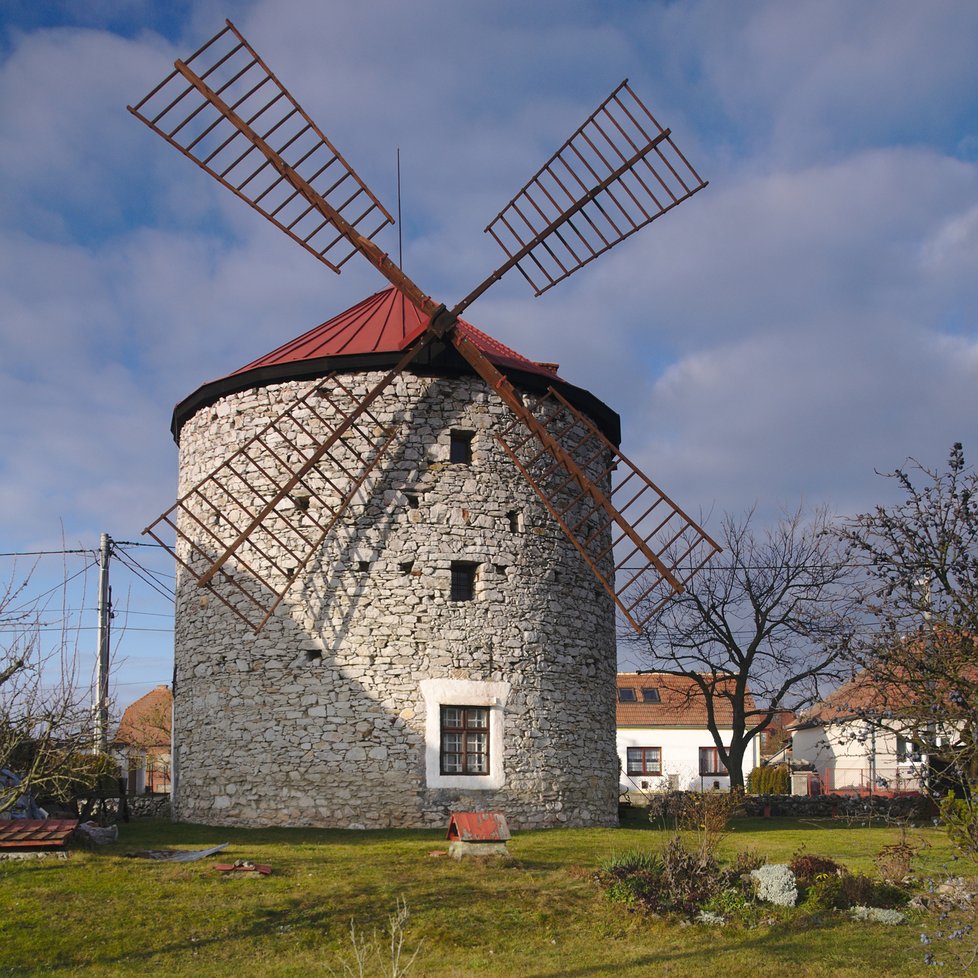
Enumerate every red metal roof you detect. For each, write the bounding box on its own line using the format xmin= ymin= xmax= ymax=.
xmin=171 ymin=288 xmax=621 ymax=444
xmin=229 ymin=287 xmax=561 ymax=381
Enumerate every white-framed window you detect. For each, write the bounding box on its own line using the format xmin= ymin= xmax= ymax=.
xmin=421 ymin=679 xmax=509 ymax=790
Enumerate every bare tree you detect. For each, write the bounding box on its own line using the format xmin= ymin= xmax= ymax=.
xmin=841 ymin=444 xmax=978 ymax=814
xmin=624 ymin=506 xmax=857 ymax=790
xmin=0 ymin=562 xmax=103 ymax=816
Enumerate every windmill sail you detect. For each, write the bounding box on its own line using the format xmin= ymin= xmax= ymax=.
xmin=451 ymin=333 xmax=719 ymax=631
xmin=128 ymin=20 xmax=393 ymax=274
xmin=132 ymin=20 xmax=718 ymax=633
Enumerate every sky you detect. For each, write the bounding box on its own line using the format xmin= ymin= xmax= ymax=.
xmin=2 ymin=0 xmax=977 ymax=708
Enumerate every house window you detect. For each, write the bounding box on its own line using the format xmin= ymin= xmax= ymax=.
xmin=699 ymin=746 xmax=728 ymax=777
xmin=450 ymin=562 xmax=477 ymax=601
xmin=626 ymin=747 xmax=662 ymax=776
xmin=440 ymin=706 xmax=489 ymax=775
xmin=449 ymin=430 xmax=474 ymax=464
xmin=617 ymin=687 xmax=637 ymax=702
xmin=896 ymin=736 xmax=920 ymax=763
xmin=641 ymin=687 xmax=660 ymax=703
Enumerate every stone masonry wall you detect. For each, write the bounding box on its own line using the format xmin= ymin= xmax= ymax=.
xmin=172 ymin=369 xmax=618 ymax=829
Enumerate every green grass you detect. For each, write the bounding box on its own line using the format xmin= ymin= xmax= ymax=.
xmin=0 ymin=812 xmax=965 ymax=978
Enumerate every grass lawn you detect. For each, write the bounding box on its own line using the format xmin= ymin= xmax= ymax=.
xmin=0 ymin=811 xmax=966 ymax=978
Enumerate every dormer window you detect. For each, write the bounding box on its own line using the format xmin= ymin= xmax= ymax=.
xmin=450 ymin=430 xmax=474 ymax=464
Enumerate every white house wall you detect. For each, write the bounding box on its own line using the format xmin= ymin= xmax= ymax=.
xmin=791 ymin=722 xmax=924 ymax=792
xmin=616 ymin=726 xmax=758 ymax=792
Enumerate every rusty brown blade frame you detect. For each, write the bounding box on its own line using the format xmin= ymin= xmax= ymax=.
xmin=128 ymin=20 xmax=393 ymax=274
xmin=452 ymin=333 xmax=720 ymax=631
xmin=143 ymin=371 xmax=407 ymax=631
xmin=477 ymin=80 xmax=707 ymax=299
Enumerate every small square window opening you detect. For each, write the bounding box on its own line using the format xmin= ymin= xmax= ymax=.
xmin=617 ymin=687 xmax=637 ymax=703
xmin=450 ymin=430 xmax=474 ymax=464
xmin=450 ymin=562 xmax=477 ymax=601
xmin=641 ymin=687 xmax=661 ymax=703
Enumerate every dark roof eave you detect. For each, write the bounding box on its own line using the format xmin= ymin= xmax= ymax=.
xmin=171 ymin=349 xmax=622 ymax=444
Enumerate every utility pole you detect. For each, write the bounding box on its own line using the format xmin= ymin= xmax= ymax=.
xmin=94 ymin=533 xmax=112 ymax=753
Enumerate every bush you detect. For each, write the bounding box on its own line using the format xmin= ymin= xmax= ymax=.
xmin=788 ymin=851 xmax=843 ymax=886
xmin=597 ymin=835 xmax=737 ymax=919
xmin=750 ymin=864 xmax=798 ymax=907
xmin=747 ymin=764 xmax=790 ymax=795
xmin=806 ymin=873 xmax=909 ymax=911
xmin=601 ymin=850 xmax=661 ymax=877
xmin=874 ymin=841 xmax=916 ymax=883
xmin=732 ymin=847 xmax=766 ymax=875
xmin=939 ymin=793 xmax=978 ymax=861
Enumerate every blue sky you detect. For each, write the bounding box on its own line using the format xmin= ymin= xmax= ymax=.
xmin=2 ymin=0 xmax=978 ymax=704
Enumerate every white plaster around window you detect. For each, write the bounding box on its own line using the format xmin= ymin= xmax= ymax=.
xmin=421 ymin=678 xmax=510 ymax=790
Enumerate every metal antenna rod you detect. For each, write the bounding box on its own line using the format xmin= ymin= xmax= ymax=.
xmin=396 ymin=147 xmax=403 ymax=271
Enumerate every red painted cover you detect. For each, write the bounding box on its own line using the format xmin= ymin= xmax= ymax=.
xmin=446 ymin=811 xmax=511 ymax=842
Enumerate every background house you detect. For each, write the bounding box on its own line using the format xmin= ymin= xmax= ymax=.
xmin=616 ymin=672 xmax=759 ymax=796
xmin=114 ymin=685 xmax=172 ymax=795
xmin=789 ymin=672 xmax=927 ymax=796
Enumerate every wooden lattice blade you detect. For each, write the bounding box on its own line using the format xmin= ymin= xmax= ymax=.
xmin=144 ymin=373 xmax=403 ymax=632
xmin=128 ymin=20 xmax=393 ymax=274
xmin=475 ymin=80 xmax=707 ymax=302
xmin=450 ymin=331 xmax=717 ymax=631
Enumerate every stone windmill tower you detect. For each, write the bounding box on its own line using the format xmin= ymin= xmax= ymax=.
xmin=131 ymin=22 xmax=719 ymax=828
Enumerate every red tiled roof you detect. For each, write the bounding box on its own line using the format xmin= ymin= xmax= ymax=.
xmin=0 ymin=819 xmax=78 ymax=849
xmin=229 ymin=287 xmax=561 ymax=381
xmin=616 ymin=673 xmax=754 ymax=728
xmin=115 ymin=686 xmax=172 ymax=748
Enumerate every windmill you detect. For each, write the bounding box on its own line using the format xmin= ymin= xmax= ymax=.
xmin=130 ymin=19 xmax=719 ymax=636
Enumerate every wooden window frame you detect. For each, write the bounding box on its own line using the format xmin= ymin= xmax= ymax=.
xmin=699 ymin=746 xmax=728 ymax=777
xmin=626 ymin=746 xmax=662 ymax=776
xmin=640 ymin=687 xmax=661 ymax=703
xmin=617 ymin=687 xmax=637 ymax=702
xmin=440 ymin=705 xmax=490 ymax=776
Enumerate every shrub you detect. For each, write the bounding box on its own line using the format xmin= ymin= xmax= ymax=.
xmin=750 ymin=864 xmax=798 ymax=907
xmin=601 ymin=850 xmax=661 ymax=877
xmin=874 ymin=841 xmax=917 ymax=883
xmin=939 ymin=793 xmax=978 ymax=861
xmin=596 ymin=835 xmax=736 ymax=920
xmin=732 ymin=847 xmax=766 ymax=875
xmin=676 ymin=790 xmax=744 ymax=859
xmin=850 ymin=906 xmax=906 ymax=925
xmin=788 ymin=851 xmax=843 ymax=886
xmin=806 ymin=873 xmax=909 ymax=911
xmin=747 ymin=764 xmax=790 ymax=795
